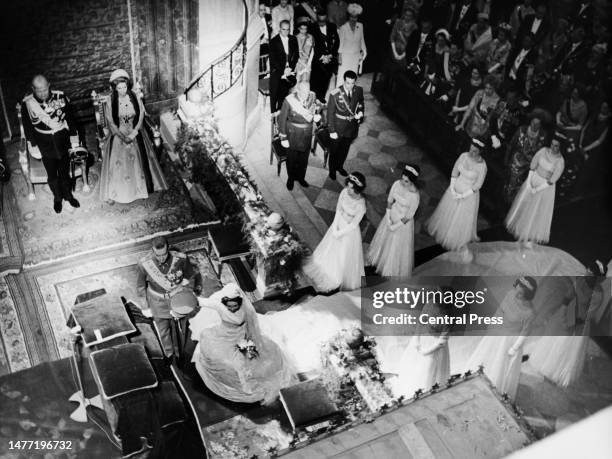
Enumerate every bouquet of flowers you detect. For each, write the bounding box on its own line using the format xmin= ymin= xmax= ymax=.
xmin=236 ymin=336 xmax=259 ymax=360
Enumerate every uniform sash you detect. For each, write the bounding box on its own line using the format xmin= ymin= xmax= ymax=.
xmin=141 ymin=253 xmax=182 ymax=292
xmin=286 ymin=93 xmax=314 ymax=122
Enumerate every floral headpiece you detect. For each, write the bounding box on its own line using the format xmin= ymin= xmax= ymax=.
xmin=405 ymin=165 xmax=419 ymax=176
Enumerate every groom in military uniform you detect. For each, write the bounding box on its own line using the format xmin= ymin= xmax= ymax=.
xmin=278 ymin=81 xmax=322 ymax=190
xmin=136 ymin=236 xmax=202 ymax=358
xmin=326 ymin=70 xmax=364 ymax=180
xmin=21 ymin=74 xmax=81 ymax=213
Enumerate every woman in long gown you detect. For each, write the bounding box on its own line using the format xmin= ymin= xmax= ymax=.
xmin=337 ymin=4 xmax=367 ymax=83
xmin=390 ymin=7 xmax=418 ymax=67
xmin=529 ymin=261 xmax=608 ymax=388
xmin=392 ymin=298 xmax=451 ymax=398
xmin=504 ymin=110 xmax=549 ymax=204
xmin=99 ymin=69 xmax=167 ymax=204
xmin=456 ymin=75 xmax=500 ymax=139
xmin=467 ymin=277 xmax=537 ymax=401
xmin=189 ymin=283 xmax=295 ymax=405
xmin=295 ymin=18 xmax=314 ymax=83
xmin=304 ymin=172 xmax=367 ymax=292
xmin=426 ymin=138 xmax=487 ymax=260
xmin=368 ymin=164 xmax=420 ymax=277
xmin=505 ymin=132 xmax=566 ymax=246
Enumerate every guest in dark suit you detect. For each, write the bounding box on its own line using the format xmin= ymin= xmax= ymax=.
xmin=516 ymin=4 xmax=550 ymax=46
xmin=259 ymin=2 xmax=273 ymax=55
xmin=310 ymin=11 xmax=340 ymax=103
xmin=506 ymin=33 xmax=537 ymax=95
xmin=269 ymin=19 xmax=299 ymax=113
xmin=554 ymin=27 xmax=590 ymax=78
xmin=326 ymin=70 xmax=365 ymax=180
xmin=448 ymin=0 xmax=478 ymax=42
xmin=571 ymin=0 xmax=594 ymax=32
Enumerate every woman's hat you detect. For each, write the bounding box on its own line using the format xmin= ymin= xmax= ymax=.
xmin=347 ymin=3 xmax=363 ymax=17
xmin=435 ymin=28 xmax=451 ymax=41
xmin=109 ymin=69 xmax=130 ymax=83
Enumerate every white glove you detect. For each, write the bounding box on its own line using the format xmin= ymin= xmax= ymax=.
xmin=386 ymin=209 xmax=393 ymax=226
xmin=461 ymin=188 xmax=474 ymax=199
xmin=141 ymin=308 xmax=153 ymax=318
xmin=491 ymin=135 xmax=501 ymax=149
xmin=329 ymin=132 xmax=339 ymax=140
xmin=281 ymin=139 xmax=290 ymax=148
xmin=450 ymin=177 xmax=460 ymax=199
xmin=70 ymin=135 xmax=80 ymax=148
xmin=354 ymin=112 xmax=364 ymax=120
xmin=314 ymin=114 xmax=322 ymax=123
xmin=440 ymin=95 xmax=449 ymax=102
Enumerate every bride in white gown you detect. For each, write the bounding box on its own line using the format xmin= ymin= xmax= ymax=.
xmin=189 ymin=284 xmax=296 ymax=405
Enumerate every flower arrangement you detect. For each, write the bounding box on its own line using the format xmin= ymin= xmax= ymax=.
xmin=174 ymin=109 xmax=309 ymax=293
xmin=236 ymin=336 xmax=259 ymax=360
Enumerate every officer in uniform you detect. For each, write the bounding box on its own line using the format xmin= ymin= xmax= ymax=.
xmin=21 ymin=74 xmax=81 ymax=213
xmin=136 ymin=236 xmax=202 ymax=358
xmin=278 ymin=81 xmax=322 ymax=190
xmin=326 ymin=70 xmax=364 ymax=180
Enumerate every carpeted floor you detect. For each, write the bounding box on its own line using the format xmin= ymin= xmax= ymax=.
xmin=3 ymin=140 xmax=216 ymax=266
xmin=1 ymin=229 xmax=224 ymax=376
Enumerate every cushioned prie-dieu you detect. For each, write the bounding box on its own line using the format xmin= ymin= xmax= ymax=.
xmin=90 ymin=343 xmax=158 ymax=399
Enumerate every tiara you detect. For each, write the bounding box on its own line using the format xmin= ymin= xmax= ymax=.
xmin=405 ymin=165 xmax=419 ymax=176
xmin=348 ymin=174 xmax=363 ymax=187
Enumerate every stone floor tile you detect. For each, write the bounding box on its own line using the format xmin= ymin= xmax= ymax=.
xmin=313 ymin=188 xmax=340 ymax=212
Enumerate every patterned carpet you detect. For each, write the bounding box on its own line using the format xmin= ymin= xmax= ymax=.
xmin=303 ymin=73 xmax=489 ymax=251
xmin=0 ymin=230 xmax=225 ymax=376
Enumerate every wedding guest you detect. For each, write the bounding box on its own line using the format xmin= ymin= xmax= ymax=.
xmin=278 ymin=81 xmax=321 ymax=190
xmin=489 ymin=87 xmax=525 ymax=149
xmin=426 ymin=137 xmax=487 ymax=260
xmin=463 ymin=13 xmax=493 ymax=65
xmin=448 ymin=0 xmax=478 ymax=42
xmin=506 ymin=33 xmax=537 ymax=95
xmin=310 ymin=10 xmax=340 ymax=103
xmin=456 ymin=74 xmax=500 ymax=139
xmin=390 ymin=7 xmax=419 ymax=67
xmin=295 ymin=17 xmax=315 ymax=83
xmin=190 ymin=283 xmax=295 ymax=405
xmin=504 ymin=109 xmax=549 ymax=204
xmin=422 ymin=29 xmax=452 ymax=96
xmin=485 ymin=22 xmax=512 ymax=76
xmin=553 ymin=27 xmax=589 ymax=79
xmin=467 ymin=277 xmax=537 ymax=401
xmin=327 ymin=70 xmax=364 ymax=180
xmin=327 ymin=0 xmax=349 ymax=27
xmin=271 ymin=0 xmax=294 ymax=36
xmin=368 ymin=164 xmax=420 ymax=277
xmin=269 ymin=20 xmax=299 ymax=112
xmin=515 ymin=3 xmax=549 ymax=46
xmin=21 ymin=74 xmax=81 ymax=213
xmin=407 ymin=18 xmax=435 ymax=79
xmin=259 ymin=3 xmax=273 ymax=55
xmin=100 ymin=69 xmax=168 ymax=204
xmin=337 ymin=3 xmax=367 ymax=82
xmin=505 ymin=132 xmax=566 ymax=247
xmin=556 ymin=86 xmax=589 ymax=144
xmin=449 ymin=66 xmax=482 ymax=124
xmin=509 ymin=0 xmax=535 ymax=36
xmin=304 ymin=172 xmax=367 ymax=292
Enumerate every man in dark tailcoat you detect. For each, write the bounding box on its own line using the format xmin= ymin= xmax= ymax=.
xmin=326 ymin=70 xmax=364 ymax=180
xmin=269 ymin=19 xmax=299 ymax=113
xmin=309 ymin=11 xmax=340 ymax=103
xmin=21 ymin=74 xmax=81 ymax=213
xmin=278 ymin=81 xmax=322 ymax=190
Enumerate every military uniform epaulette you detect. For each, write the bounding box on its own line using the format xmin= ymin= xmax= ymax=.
xmin=22 ymin=94 xmax=34 ymax=103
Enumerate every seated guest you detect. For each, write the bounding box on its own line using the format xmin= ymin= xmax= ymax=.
xmin=390 ymin=7 xmax=419 ymax=67
xmin=516 ymin=3 xmax=549 ymax=46
xmin=407 ymin=18 xmax=436 ymax=79
xmin=556 ymin=85 xmax=589 ymax=144
xmin=272 ymin=0 xmax=294 ymax=36
xmin=190 ymin=283 xmax=295 ymax=405
xmin=463 ymin=13 xmax=493 ymax=65
xmin=422 ymin=29 xmax=453 ymax=96
xmin=506 ymin=33 xmax=537 ymax=95
xmin=99 ymin=69 xmax=168 ymax=204
xmin=449 ymin=66 xmax=483 ymax=123
xmin=456 ymin=74 xmax=500 ymax=139
xmin=485 ymin=22 xmax=512 ymax=76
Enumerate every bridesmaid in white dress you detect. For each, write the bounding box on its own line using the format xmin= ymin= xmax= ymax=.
xmin=337 ymin=4 xmax=367 ymax=83
xmin=304 ymin=172 xmax=367 ymax=292
xmin=99 ymin=69 xmax=167 ymax=204
xmin=392 ymin=298 xmax=451 ymax=398
xmin=505 ymin=132 xmax=566 ymax=246
xmin=530 ymin=260 xmax=608 ymax=388
xmin=467 ymin=277 xmax=537 ymax=401
xmin=368 ymin=164 xmax=420 ymax=277
xmin=426 ymin=138 xmax=487 ymax=260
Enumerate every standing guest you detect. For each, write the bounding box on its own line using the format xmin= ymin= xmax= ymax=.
xmin=546 ymin=18 xmax=571 ymax=64
xmin=574 ymin=101 xmax=610 ymax=196
xmin=553 ymin=27 xmax=589 ymax=79
xmin=509 ymin=0 xmax=535 ymax=36
xmin=426 ymin=137 xmax=487 ymax=260
xmin=327 ymin=0 xmax=349 ymax=27
xmin=485 ymin=22 xmax=512 ymax=76
xmin=449 ymin=66 xmax=482 ymax=124
xmin=422 ymin=29 xmax=453 ymax=96
xmin=506 ymin=33 xmax=537 ymax=95
xmin=327 ymin=70 xmax=365 ymax=180
xmin=407 ymin=18 xmax=435 ymax=79
xmin=278 ymin=81 xmax=321 ymax=190
xmin=421 ymin=0 xmax=454 ymax=31
xmin=295 ymin=17 xmax=315 ymax=83
xmin=337 ymin=3 xmax=367 ymax=82
xmin=271 ymin=0 xmax=295 ymax=36
xmin=310 ymin=11 xmax=340 ymax=103
xmin=136 ymin=236 xmax=202 ymax=358
xmin=576 ymin=44 xmax=607 ymax=104
xmin=368 ymin=164 xmax=420 ymax=277
xmin=99 ymin=69 xmax=168 ymax=204
xmin=556 ymin=86 xmax=588 ymax=144
xmin=448 ymin=0 xmax=478 ymax=42
xmin=456 ymin=74 xmax=500 ymax=139
xmin=489 ymin=87 xmax=525 ymax=151
xmin=303 ymin=172 xmax=367 ymax=292
xmin=571 ymin=0 xmax=595 ymax=32
xmin=259 ymin=3 xmax=273 ymax=55
xmin=516 ymin=3 xmax=549 ymax=46
xmin=21 ymin=74 xmax=81 ymax=214
xmin=467 ymin=277 xmax=537 ymax=401
xmin=463 ymin=13 xmax=493 ymax=65
xmin=390 ymin=7 xmax=419 ymax=67
xmin=505 ymin=132 xmax=566 ymax=247
xmin=504 ymin=109 xmax=549 ymax=204
xmin=269 ymin=20 xmax=299 ymax=113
